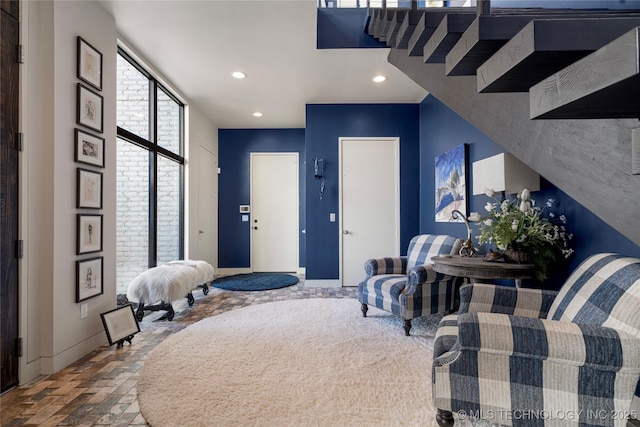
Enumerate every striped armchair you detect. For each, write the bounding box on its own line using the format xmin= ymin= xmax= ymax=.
xmin=432 ymin=253 xmax=640 ymax=427
xmin=358 ymin=234 xmax=463 ymax=336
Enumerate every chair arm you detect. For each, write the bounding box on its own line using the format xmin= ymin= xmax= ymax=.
xmin=405 ymin=265 xmax=455 ymax=295
xmin=363 ymin=257 xmax=407 ymax=277
xmin=458 ymin=283 xmax=558 ymax=318
xmin=456 ymin=312 xmax=640 ymax=371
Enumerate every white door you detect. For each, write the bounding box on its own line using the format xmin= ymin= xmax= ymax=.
xmin=251 ymin=153 xmax=299 ymax=272
xmin=340 ymin=138 xmax=400 ymax=287
xmin=198 ymin=146 xmax=218 ymax=267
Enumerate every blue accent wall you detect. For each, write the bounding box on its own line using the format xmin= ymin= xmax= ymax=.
xmin=217 ymin=128 xmax=306 ymax=269
xmin=420 ymin=95 xmax=640 ymax=290
xmin=305 ymin=104 xmax=421 ymax=280
xmin=317 ymin=8 xmax=387 ymax=49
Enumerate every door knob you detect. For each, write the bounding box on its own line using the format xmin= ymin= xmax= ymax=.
xmin=343 ymin=230 xmax=349 ymax=234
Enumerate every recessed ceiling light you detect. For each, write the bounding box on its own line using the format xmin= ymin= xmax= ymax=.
xmin=232 ymin=71 xmax=247 ymax=79
xmin=373 ymin=75 xmax=386 ymax=83
xmin=253 ymin=112 xmax=263 ymax=117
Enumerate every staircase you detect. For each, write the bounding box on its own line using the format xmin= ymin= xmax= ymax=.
xmin=366 ymin=3 xmax=640 ymax=247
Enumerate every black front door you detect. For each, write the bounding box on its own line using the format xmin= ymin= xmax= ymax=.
xmin=1 ymin=0 xmax=20 ymax=394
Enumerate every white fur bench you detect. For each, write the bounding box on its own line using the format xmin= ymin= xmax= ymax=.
xmin=127 ymin=260 xmax=215 ymax=321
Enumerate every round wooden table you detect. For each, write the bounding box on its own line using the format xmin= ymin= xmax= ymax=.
xmin=431 ymin=255 xmax=535 ymax=287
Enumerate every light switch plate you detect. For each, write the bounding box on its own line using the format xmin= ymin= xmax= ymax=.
xmin=329 ymin=213 xmax=336 ymax=222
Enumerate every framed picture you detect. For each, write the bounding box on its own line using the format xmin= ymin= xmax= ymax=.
xmin=435 ymin=143 xmax=469 ymax=223
xmin=75 ymin=129 xmax=105 ymax=168
xmin=100 ymin=304 xmax=140 ymax=347
xmin=77 ymin=168 xmax=103 ymax=209
xmin=76 ymin=256 xmax=103 ymax=302
xmin=77 ymin=83 xmax=103 ymax=133
xmin=77 ymin=214 xmax=103 ymax=255
xmin=77 ymin=36 xmax=102 ymax=90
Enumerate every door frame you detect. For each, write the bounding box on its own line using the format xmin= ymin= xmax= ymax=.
xmin=249 ymin=152 xmax=300 ymax=273
xmin=338 ymin=137 xmax=400 ymax=286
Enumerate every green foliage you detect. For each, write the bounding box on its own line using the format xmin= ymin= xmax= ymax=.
xmin=471 ymin=189 xmax=574 ymax=282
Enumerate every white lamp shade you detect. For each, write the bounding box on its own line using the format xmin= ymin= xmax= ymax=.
xmin=472 ymin=153 xmax=540 ymax=195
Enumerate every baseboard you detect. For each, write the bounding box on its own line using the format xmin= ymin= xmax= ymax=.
xmin=216 ymin=268 xmax=252 ymax=277
xmin=304 ymin=279 xmax=341 ymax=288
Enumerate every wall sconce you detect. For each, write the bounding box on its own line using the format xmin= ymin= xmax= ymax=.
xmin=472 ymin=153 xmax=540 ymax=198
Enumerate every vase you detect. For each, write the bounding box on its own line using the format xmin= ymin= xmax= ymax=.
xmin=503 ymin=247 xmax=533 ymax=264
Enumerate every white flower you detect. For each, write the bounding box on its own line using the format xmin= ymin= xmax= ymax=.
xmin=511 ymin=219 xmax=519 ymax=231
xmin=519 ymin=200 xmax=531 ymax=214
xmin=546 ymin=198 xmax=555 ymax=208
xmin=549 ymin=212 xmax=555 ymax=218
xmin=468 ymin=212 xmax=481 ymax=222
xmin=520 ymin=189 xmax=530 ymax=201
xmin=485 ymin=202 xmax=494 ymax=212
xmin=560 ymin=215 xmax=567 ymax=224
xmin=484 ymin=188 xmax=495 ymax=197
xmin=501 ymin=200 xmax=509 ymax=212
xmin=483 ymin=219 xmax=494 ymax=226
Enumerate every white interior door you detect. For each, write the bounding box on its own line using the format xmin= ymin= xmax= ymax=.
xmin=198 ymin=146 xmax=218 ymax=267
xmin=340 ymin=137 xmax=400 ymax=287
xmin=251 ymin=153 xmax=299 ymax=272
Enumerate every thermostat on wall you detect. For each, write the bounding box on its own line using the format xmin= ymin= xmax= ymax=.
xmin=239 ymin=205 xmax=250 ymax=213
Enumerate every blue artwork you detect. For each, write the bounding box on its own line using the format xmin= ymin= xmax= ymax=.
xmin=435 ymin=143 xmax=467 ymax=222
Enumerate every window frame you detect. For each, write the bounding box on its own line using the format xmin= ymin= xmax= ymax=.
xmin=116 ymin=48 xmax=185 ymax=268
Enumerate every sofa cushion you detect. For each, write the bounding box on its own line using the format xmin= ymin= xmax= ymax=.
xmin=406 ymin=234 xmax=461 ymax=270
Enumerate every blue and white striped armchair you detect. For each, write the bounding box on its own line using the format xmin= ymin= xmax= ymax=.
xmin=432 ymin=253 xmax=640 ymax=427
xmin=358 ymin=234 xmax=463 ymax=336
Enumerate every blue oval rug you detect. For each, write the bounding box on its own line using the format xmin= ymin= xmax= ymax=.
xmin=212 ymin=272 xmax=299 ymax=291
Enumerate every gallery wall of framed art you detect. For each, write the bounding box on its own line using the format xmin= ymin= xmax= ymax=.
xmin=75 ymin=35 xmax=106 ymax=304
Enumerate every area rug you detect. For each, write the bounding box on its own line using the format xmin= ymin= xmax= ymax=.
xmin=211 ymin=272 xmax=299 ymax=291
xmin=137 ymin=298 xmax=451 ymax=427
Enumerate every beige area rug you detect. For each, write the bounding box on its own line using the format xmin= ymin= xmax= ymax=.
xmin=138 ymin=298 xmax=451 ymax=427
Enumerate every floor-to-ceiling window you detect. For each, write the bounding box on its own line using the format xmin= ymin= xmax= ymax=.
xmin=116 ymin=49 xmax=184 ymax=294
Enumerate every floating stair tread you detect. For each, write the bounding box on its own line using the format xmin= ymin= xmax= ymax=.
xmin=446 ymin=11 xmax=637 ymax=76
xmin=423 ymin=13 xmax=477 ymax=64
xmin=407 ymin=8 xmax=473 ymax=57
xmin=530 ymin=27 xmax=640 ymax=119
xmin=395 ymin=10 xmax=424 ymax=49
xmin=384 ymin=9 xmax=409 ymax=47
xmin=478 ymin=17 xmax=640 ymax=93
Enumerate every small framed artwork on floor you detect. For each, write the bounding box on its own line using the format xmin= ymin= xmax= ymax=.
xmin=100 ymin=304 xmax=140 ymax=347
xmin=76 ymin=256 xmax=103 ymax=302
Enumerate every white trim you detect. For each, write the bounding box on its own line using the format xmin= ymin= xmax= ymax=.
xmin=304 ymin=279 xmax=342 ymax=288
xmin=216 ymin=268 xmax=252 ymax=277
xmin=338 ymin=137 xmax=400 ymax=287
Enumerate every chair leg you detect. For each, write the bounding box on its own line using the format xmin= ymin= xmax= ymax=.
xmin=361 ymin=303 xmax=368 ymax=317
xmin=436 ymin=409 xmax=455 ymax=427
xmin=403 ymin=319 xmax=411 ymax=336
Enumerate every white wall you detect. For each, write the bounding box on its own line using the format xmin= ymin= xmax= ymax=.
xmin=21 ymin=0 xmax=117 ymax=380
xmin=19 ymin=0 xmax=219 ymax=385
xmin=186 ymin=106 xmax=218 ymax=264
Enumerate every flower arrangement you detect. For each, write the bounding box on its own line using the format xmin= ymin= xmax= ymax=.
xmin=469 ymin=189 xmax=574 ymax=282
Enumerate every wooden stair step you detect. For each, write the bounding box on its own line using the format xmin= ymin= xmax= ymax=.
xmin=423 ymin=13 xmax=477 ymax=63
xmin=446 ymin=11 xmax=633 ymax=76
xmin=478 ymin=17 xmax=640 ymax=93
xmin=530 ymin=27 xmax=640 ymax=119
xmin=407 ymin=8 xmax=474 ymax=57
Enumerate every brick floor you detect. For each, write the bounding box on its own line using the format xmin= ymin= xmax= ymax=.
xmin=0 ymin=280 xmax=357 ymax=426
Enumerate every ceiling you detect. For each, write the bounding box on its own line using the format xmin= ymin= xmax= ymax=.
xmin=97 ymin=0 xmax=428 ymax=128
